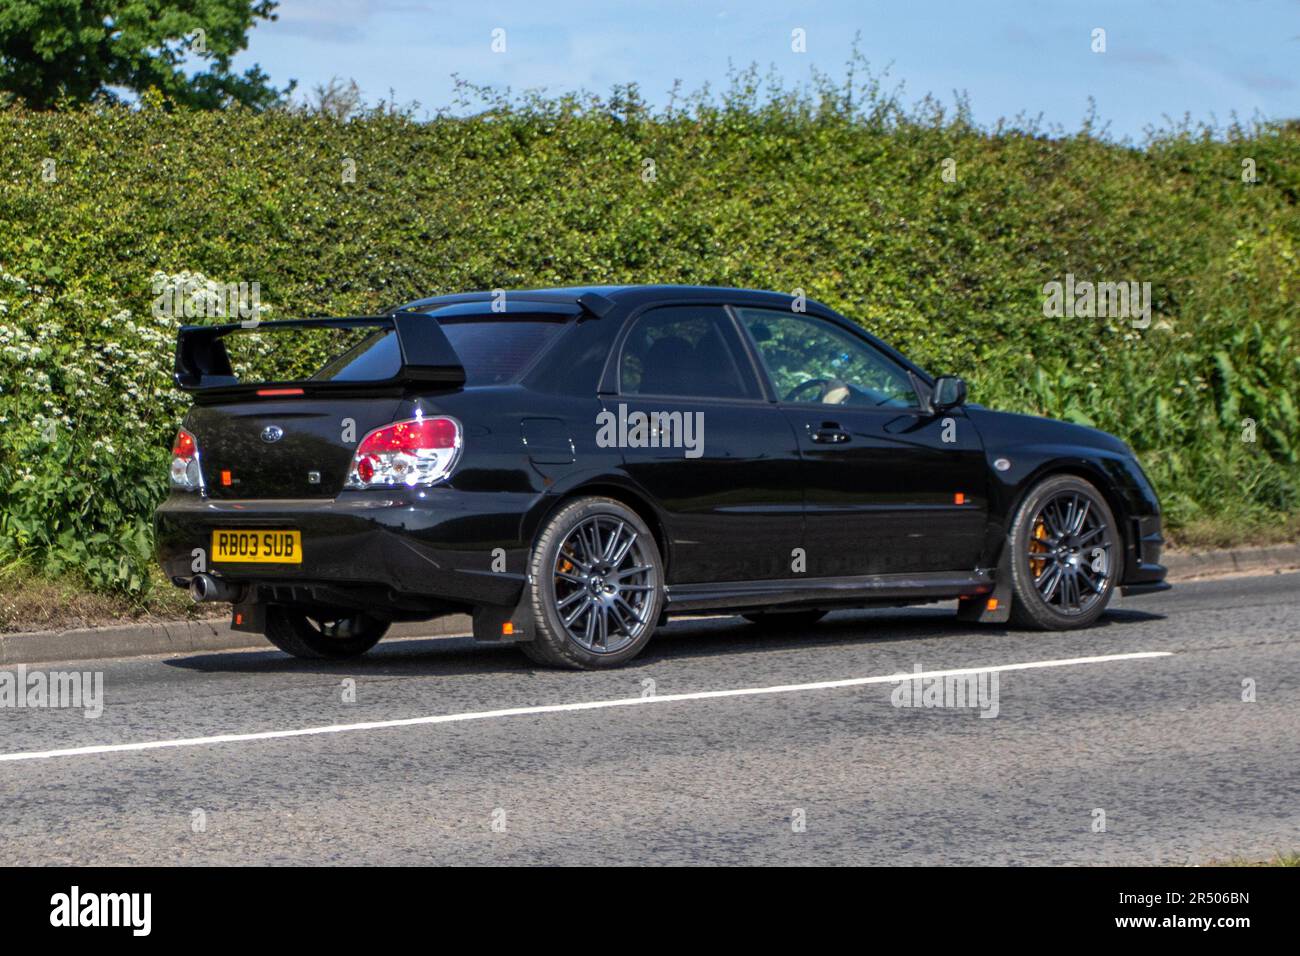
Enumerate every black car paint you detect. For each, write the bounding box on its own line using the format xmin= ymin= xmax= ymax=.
xmin=155 ymin=285 xmax=1167 ymax=633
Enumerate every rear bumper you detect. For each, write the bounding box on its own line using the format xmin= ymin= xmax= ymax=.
xmin=154 ymin=489 xmax=535 ymax=611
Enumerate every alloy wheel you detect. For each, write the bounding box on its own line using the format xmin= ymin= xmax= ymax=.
xmin=1025 ymin=490 xmax=1115 ymax=615
xmin=551 ymin=515 xmax=657 ymax=654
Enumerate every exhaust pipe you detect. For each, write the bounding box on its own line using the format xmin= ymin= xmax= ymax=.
xmin=189 ymin=574 xmax=244 ymax=603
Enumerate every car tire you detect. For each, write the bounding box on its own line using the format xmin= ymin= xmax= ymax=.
xmin=263 ymin=605 xmax=389 ymax=659
xmin=521 ymin=497 xmax=664 ymax=670
xmin=1007 ymin=474 xmax=1123 ymax=630
xmin=741 ymin=609 xmax=828 ymax=629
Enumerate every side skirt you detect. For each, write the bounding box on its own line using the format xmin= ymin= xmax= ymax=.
xmin=664 ymin=570 xmax=995 ymax=614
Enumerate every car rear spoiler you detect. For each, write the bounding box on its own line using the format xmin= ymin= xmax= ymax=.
xmin=173 ymin=314 xmax=467 ymax=394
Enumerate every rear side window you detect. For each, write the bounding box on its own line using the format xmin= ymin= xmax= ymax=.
xmin=618 ymin=306 xmax=760 ymax=400
xmin=311 ymin=315 xmax=568 ymax=386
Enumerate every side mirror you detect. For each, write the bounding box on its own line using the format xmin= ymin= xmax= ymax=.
xmin=931 ymin=375 xmax=967 ymax=411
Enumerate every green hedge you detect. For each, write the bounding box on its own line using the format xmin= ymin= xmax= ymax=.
xmin=1 ymin=80 xmax=1297 ymax=594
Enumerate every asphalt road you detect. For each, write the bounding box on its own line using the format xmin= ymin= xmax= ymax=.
xmin=1 ymin=572 xmax=1296 ymax=865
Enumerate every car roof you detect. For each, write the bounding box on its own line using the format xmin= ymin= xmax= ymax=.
xmin=390 ymin=285 xmax=935 ymax=386
xmin=394 ymin=284 xmax=824 ymax=314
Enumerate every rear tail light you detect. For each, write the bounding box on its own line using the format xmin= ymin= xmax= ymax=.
xmin=345 ymin=416 xmax=462 ymax=489
xmin=169 ymin=428 xmax=204 ymax=492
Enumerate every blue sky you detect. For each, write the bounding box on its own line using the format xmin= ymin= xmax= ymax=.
xmin=233 ymin=1 xmax=1300 ymax=138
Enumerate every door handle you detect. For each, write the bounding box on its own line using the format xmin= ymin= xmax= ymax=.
xmin=810 ymin=422 xmax=850 ymax=444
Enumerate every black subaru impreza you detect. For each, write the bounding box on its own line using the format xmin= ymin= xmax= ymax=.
xmin=155 ymin=285 xmax=1168 ymax=667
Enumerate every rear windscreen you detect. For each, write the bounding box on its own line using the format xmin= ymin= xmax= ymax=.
xmin=311 ymin=329 xmax=402 ymax=382
xmin=436 ymin=317 xmax=567 ymax=385
xmin=217 ymin=315 xmax=569 ymax=386
xmin=222 ymin=325 xmax=384 ymax=384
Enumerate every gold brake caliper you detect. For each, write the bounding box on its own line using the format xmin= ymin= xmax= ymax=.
xmin=1028 ymin=518 xmax=1050 ymax=577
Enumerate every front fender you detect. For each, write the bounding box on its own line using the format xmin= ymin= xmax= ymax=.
xmin=965 ymin=421 xmax=1163 ymax=585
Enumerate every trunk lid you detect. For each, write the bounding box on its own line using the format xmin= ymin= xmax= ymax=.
xmin=187 ymin=398 xmax=404 ymax=499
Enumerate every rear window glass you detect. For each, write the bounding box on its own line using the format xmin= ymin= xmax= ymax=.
xmin=223 ymin=325 xmax=384 ymax=384
xmin=437 ymin=317 xmax=567 ymax=385
xmin=222 ymin=315 xmax=568 ymax=386
xmin=312 ymin=329 xmax=402 ymax=382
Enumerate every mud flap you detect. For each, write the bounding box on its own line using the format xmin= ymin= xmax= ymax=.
xmin=471 ymin=593 xmax=535 ymax=643
xmin=956 ymin=541 xmax=1013 ymax=624
xmin=230 ymin=598 xmax=266 ymax=634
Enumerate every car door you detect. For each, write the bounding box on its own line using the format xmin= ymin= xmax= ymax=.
xmin=606 ymin=304 xmax=804 ymax=584
xmin=732 ymin=307 xmax=988 ymax=577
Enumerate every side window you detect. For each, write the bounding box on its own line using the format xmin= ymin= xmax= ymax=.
xmin=735 ymin=308 xmax=919 ymax=409
xmin=619 ymin=306 xmax=760 ymax=400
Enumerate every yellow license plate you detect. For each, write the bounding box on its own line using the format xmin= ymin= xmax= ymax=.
xmin=211 ymin=529 xmax=302 ymax=564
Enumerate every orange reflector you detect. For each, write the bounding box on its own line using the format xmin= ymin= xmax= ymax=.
xmin=221 ymin=469 xmax=232 ymax=486
xmin=256 ymin=388 xmax=304 ymax=397
xmin=502 ymin=622 xmax=514 ymax=635
xmin=235 ymin=612 xmax=244 ymax=625
xmin=954 ymin=492 xmax=966 ymax=505
xmin=986 ymin=598 xmax=999 ymax=611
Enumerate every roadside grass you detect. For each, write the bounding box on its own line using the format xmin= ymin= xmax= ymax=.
xmin=0 ymin=562 xmax=221 ymax=634
xmin=1166 ymin=515 xmax=1300 ymax=552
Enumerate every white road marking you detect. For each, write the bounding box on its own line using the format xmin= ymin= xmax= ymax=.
xmin=0 ymin=651 xmax=1171 ymax=764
